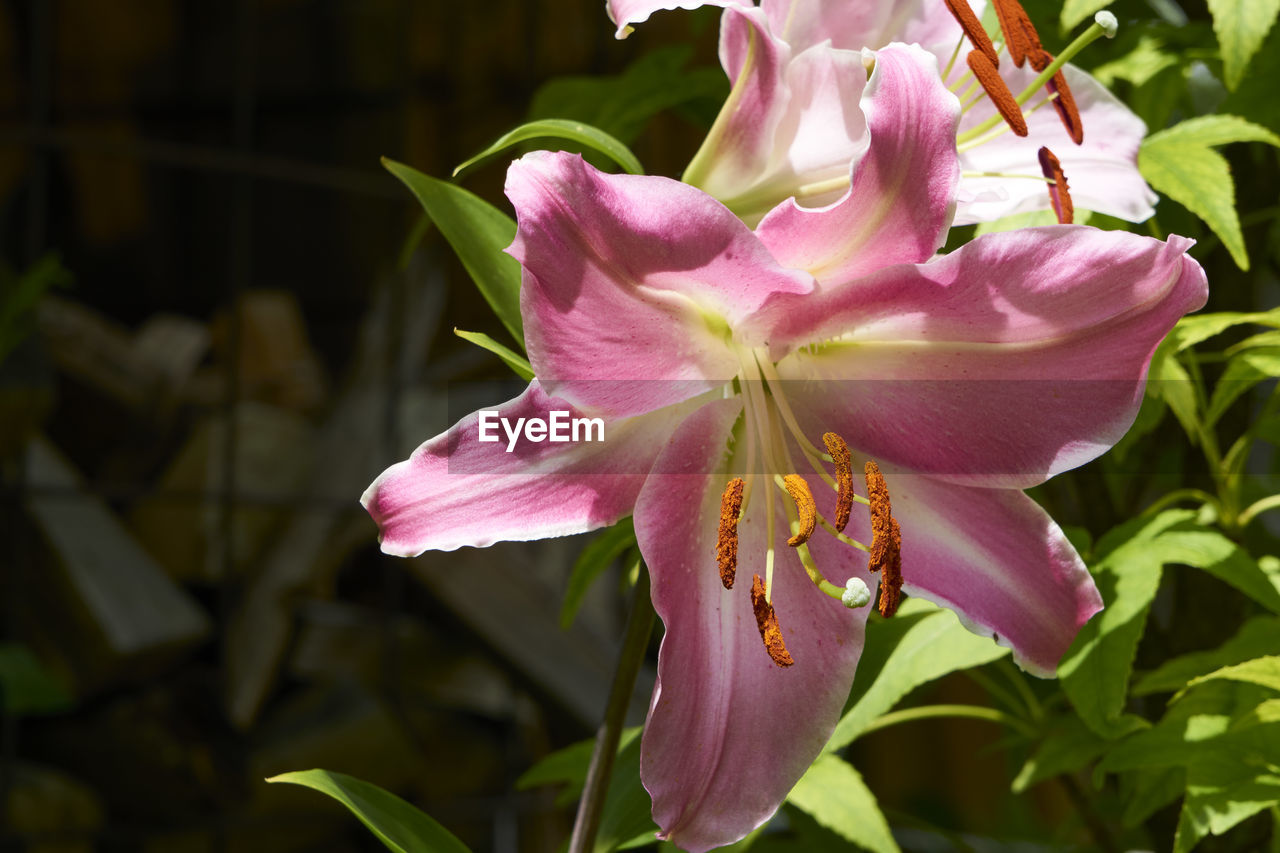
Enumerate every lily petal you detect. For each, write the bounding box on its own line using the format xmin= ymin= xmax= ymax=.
xmin=362 ymin=382 xmax=699 ymax=556
xmin=956 ymin=64 xmax=1156 ymax=224
xmin=754 ymin=42 xmax=960 ymax=282
xmin=637 ymin=398 xmax=867 ymax=852
xmin=606 ymin=0 xmax=746 ymax=38
xmin=761 ymin=0 xmax=962 ymax=56
xmin=506 ymin=151 xmax=814 ymax=416
xmin=773 ymin=228 xmax=1207 ymax=487
xmin=855 ymin=471 xmax=1102 ymax=676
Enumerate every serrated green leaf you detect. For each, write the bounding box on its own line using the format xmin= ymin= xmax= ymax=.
xmin=453 ymin=119 xmax=644 ymax=180
xmin=788 ymin=755 xmax=899 ymax=853
xmin=1140 ymin=116 xmax=1280 ymax=270
xmin=1011 ymin=714 xmax=1111 ymax=793
xmin=453 ymin=329 xmax=533 ymax=380
xmin=825 ymin=599 xmax=1008 ymax=751
xmin=1060 ymin=0 xmax=1115 ymax=30
xmin=1207 ymin=0 xmax=1280 ymax=89
xmin=1207 ymin=349 xmax=1280 ymax=426
xmin=1136 ymin=617 xmax=1280 ymax=695
xmin=1178 ymin=656 xmax=1280 ymax=699
xmin=560 ymin=520 xmax=637 ymax=629
xmin=382 ymin=158 xmax=523 ymax=345
xmin=267 ymin=769 xmax=472 ymax=853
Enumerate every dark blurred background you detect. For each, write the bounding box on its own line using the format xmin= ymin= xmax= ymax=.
xmin=0 ymin=1 xmax=1084 ymax=850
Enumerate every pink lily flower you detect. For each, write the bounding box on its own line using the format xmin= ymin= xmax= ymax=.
xmin=363 ymin=45 xmax=1205 ymax=852
xmin=608 ymin=0 xmax=1156 ymax=226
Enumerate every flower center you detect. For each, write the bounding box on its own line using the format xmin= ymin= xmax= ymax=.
xmin=714 ymin=349 xmax=903 ymax=666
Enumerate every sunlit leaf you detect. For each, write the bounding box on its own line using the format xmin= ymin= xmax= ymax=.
xmin=788 ymin=754 xmax=899 ymax=853
xmin=267 ymin=769 xmax=472 ymax=853
xmin=383 ymin=158 xmax=523 ymax=345
xmin=1206 ymin=0 xmax=1280 ymax=89
xmin=1136 ymin=617 xmax=1280 ymax=695
xmin=453 ymin=329 xmax=533 ymax=380
xmin=1061 ymin=0 xmax=1115 ymax=30
xmin=454 ymin=119 xmax=644 ymax=179
xmin=1207 ymin=349 xmax=1280 ymax=426
xmin=561 ymin=520 xmax=637 ymax=629
xmin=1176 ymin=656 xmax=1280 ymax=699
xmin=1011 ymin=714 xmax=1111 ymax=793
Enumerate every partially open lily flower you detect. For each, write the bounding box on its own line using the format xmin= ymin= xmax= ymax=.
xmin=608 ymin=0 xmax=1156 ymax=226
xmin=363 ymin=42 xmax=1206 ymax=851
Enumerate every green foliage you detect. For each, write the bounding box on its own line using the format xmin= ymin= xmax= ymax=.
xmin=453 ymin=328 xmax=534 ymax=379
xmin=561 ymin=520 xmax=638 ymax=629
xmin=1139 ymin=115 xmax=1280 ymax=270
xmin=1135 ymin=616 xmax=1280 ymax=695
xmin=267 ymin=769 xmax=473 ymax=853
xmin=0 ymin=644 xmax=71 ymax=715
xmin=1060 ymin=0 xmax=1115 ymax=31
xmin=787 ymin=755 xmax=899 ymax=853
xmin=382 ymin=158 xmax=524 ymax=346
xmin=1177 ymin=656 xmax=1280 ymax=698
xmin=0 ymin=255 xmax=70 ymax=367
xmin=453 ymin=119 xmax=645 ymax=180
xmin=1206 ymin=0 xmax=1280 ymax=90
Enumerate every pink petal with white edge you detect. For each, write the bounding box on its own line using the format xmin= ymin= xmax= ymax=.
xmin=761 ymin=0 xmax=962 ymax=56
xmin=772 ymin=228 xmax=1207 ymax=487
xmin=362 ymin=382 xmax=703 ymax=556
xmin=691 ymin=8 xmax=869 ymax=222
xmin=606 ymin=0 xmax=746 ymax=39
xmin=636 ymin=398 xmax=868 ymax=852
xmin=956 ymin=64 xmax=1156 ymax=225
xmin=841 ymin=466 xmax=1101 ymax=675
xmin=754 ymin=42 xmax=960 ymax=282
xmin=506 ymin=151 xmax=814 ymax=416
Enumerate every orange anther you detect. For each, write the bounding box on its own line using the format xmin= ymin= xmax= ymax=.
xmin=944 ymin=0 xmax=999 ymax=67
xmin=716 ymin=478 xmax=744 ymax=590
xmin=1037 ymin=146 xmax=1074 ymax=224
xmin=966 ymin=50 xmax=1028 ymax=137
xmin=751 ymin=574 xmax=795 ymax=666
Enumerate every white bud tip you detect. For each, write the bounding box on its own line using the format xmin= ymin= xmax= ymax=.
xmin=842 ymin=577 xmax=871 ymax=609
xmin=1095 ymin=11 xmax=1118 ymax=37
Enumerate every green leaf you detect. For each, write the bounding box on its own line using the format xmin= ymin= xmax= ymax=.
xmin=1011 ymin=714 xmax=1111 ymax=793
xmin=1178 ymin=656 xmax=1280 ymax=699
xmin=787 ymin=754 xmax=900 ymax=853
xmin=973 ymin=209 xmax=1090 ymax=236
xmin=1139 ymin=115 xmax=1280 ymax=270
xmin=825 ymin=599 xmax=1008 ymax=751
xmin=382 ymin=158 xmax=523 ymax=345
xmin=453 ymin=329 xmax=533 ymax=380
xmin=453 ymin=119 xmax=644 ymax=180
xmin=1207 ymin=348 xmax=1280 ymax=426
xmin=267 ymin=769 xmax=472 ymax=853
xmin=1092 ymin=35 xmax=1179 ymax=87
xmin=1120 ymin=766 xmax=1186 ymax=828
xmin=1207 ymin=0 xmax=1280 ymax=89
xmin=1180 ymin=720 xmax=1280 ymax=842
xmin=1152 ymin=525 xmax=1280 ymax=614
xmin=0 ymin=644 xmax=71 ymax=715
xmin=560 ymin=520 xmax=638 ymax=629
xmin=1136 ymin=616 xmax=1280 ymax=695
xmin=0 ymin=255 xmax=71 ymax=367
xmin=1059 ymin=511 xmax=1198 ymax=738
xmin=1150 ymin=342 xmax=1200 ymax=441
xmin=1169 ymin=307 xmax=1280 ymax=352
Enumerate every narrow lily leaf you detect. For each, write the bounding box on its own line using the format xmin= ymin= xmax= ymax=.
xmin=1168 ymin=307 xmax=1280 ymax=351
xmin=560 ymin=519 xmax=637 ymax=629
xmin=1176 ymin=656 xmax=1280 ymax=699
xmin=453 ymin=328 xmax=534 ymax=380
xmin=453 ymin=119 xmax=644 ymax=179
xmin=382 ymin=158 xmax=524 ymax=345
xmin=1061 ymin=0 xmax=1115 ymax=30
xmin=1011 ymin=715 xmax=1111 ymax=794
xmin=1206 ymin=0 xmax=1280 ymax=90
xmin=788 ymin=754 xmax=900 ymax=853
xmin=1136 ymin=616 xmax=1280 ymax=695
xmin=1149 ymin=341 xmax=1200 ymax=441
xmin=826 ymin=599 xmax=1008 ymax=752
xmin=1152 ymin=525 xmax=1280 ymax=615
xmin=1139 ymin=116 xmax=1280 ymax=270
xmin=1206 ymin=348 xmax=1280 ymax=426
xmin=267 ymin=769 xmax=472 ymax=853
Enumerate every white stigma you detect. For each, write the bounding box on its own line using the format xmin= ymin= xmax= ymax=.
xmin=842 ymin=576 xmax=871 ymax=609
xmin=1095 ymin=10 xmax=1118 ymax=37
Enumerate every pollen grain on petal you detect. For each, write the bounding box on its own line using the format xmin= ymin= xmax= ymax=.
xmin=1030 ymin=49 xmax=1084 ymax=144
xmin=877 ymin=518 xmax=904 ymax=618
xmin=944 ymin=0 xmax=998 ymax=67
xmin=717 ymin=477 xmax=744 ymax=590
xmin=822 ymin=432 xmax=854 ymax=532
xmin=966 ymin=50 xmax=1028 ymax=137
xmin=751 ymin=574 xmax=795 ymax=667
xmin=991 ymin=0 xmax=1042 ymax=67
xmin=783 ymin=474 xmax=816 ymax=546
xmin=1037 ymin=146 xmax=1074 ymax=224
xmin=864 ymin=460 xmax=892 ymax=572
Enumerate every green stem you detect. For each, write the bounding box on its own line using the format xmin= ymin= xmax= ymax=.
xmin=859 ymin=703 xmax=1037 ymax=738
xmin=567 ymin=565 xmax=656 ymax=853
xmin=997 ymin=659 xmax=1044 ymax=721
xmin=1239 ymin=494 xmax=1280 ymax=529
xmin=1141 ymin=488 xmax=1219 ymax=518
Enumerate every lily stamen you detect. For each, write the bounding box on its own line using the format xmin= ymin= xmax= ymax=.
xmin=822 ymin=432 xmax=854 ymax=532
xmin=944 ymin=0 xmax=999 ymax=67
xmin=782 ymin=474 xmax=817 ymax=546
xmin=1038 ymin=146 xmax=1075 ymax=224
xmin=1029 ymin=49 xmax=1084 ymax=144
xmin=717 ymin=478 xmax=745 ymax=589
xmin=878 ymin=519 xmax=904 ymax=618
xmin=966 ymin=50 xmax=1028 ymax=137
xmin=864 ymin=460 xmax=905 ymax=617
xmin=990 ymin=0 xmax=1041 ymax=68
xmin=751 ymin=574 xmax=795 ymax=666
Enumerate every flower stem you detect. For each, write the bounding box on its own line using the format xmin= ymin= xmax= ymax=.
xmin=568 ymin=563 xmax=655 ymax=853
xmin=859 ymin=703 xmax=1037 ymax=738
